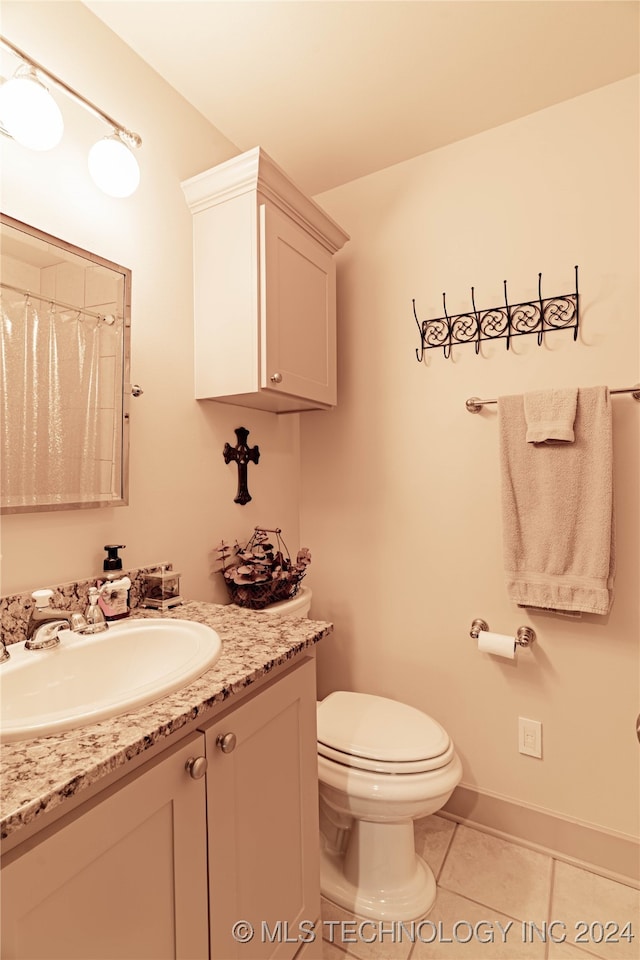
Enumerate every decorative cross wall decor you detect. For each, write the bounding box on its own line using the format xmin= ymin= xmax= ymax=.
xmin=223 ymin=427 xmax=260 ymax=505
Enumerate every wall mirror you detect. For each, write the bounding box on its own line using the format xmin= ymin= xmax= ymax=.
xmin=0 ymin=213 xmax=131 ymax=513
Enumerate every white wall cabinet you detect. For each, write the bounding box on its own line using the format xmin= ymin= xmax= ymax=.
xmin=182 ymin=147 xmax=349 ymax=414
xmin=1 ymin=657 xmax=320 ymax=960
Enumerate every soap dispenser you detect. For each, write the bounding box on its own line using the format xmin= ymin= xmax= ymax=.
xmin=97 ymin=544 xmax=130 ymax=620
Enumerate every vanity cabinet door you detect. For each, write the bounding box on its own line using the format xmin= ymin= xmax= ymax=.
xmin=1 ymin=732 xmax=209 ymax=960
xmin=203 ymin=656 xmax=321 ymax=960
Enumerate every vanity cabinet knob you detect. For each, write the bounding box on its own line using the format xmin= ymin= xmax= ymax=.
xmin=270 ymin=372 xmax=282 ymax=384
xmin=216 ymin=732 xmax=237 ymax=754
xmin=185 ymin=756 xmax=208 ymax=779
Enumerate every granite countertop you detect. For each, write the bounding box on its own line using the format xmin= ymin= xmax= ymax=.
xmin=1 ymin=601 xmax=332 ymax=845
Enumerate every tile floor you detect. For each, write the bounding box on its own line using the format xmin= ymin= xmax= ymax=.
xmin=319 ymin=816 xmax=640 ymax=960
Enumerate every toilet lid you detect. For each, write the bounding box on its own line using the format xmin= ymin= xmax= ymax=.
xmin=317 ymin=691 xmax=451 ymax=766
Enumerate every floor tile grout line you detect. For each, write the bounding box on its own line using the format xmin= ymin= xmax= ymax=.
xmin=544 ymin=857 xmax=556 ymax=960
xmin=434 ymin=819 xmax=458 ymax=882
xmin=544 ymin=858 xmax=621 ymax=960
xmin=434 ymin=881 xmax=543 ymax=927
xmin=328 ymin=943 xmax=357 ymax=960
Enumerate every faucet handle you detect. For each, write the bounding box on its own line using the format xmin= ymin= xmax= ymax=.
xmin=32 ymin=589 xmax=54 ymax=608
xmin=84 ymin=587 xmax=109 ymax=633
xmin=69 ymin=612 xmax=89 ymax=633
xmin=84 ymin=588 xmax=108 ymax=633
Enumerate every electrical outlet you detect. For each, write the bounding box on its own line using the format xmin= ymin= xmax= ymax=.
xmin=518 ymin=717 xmax=542 ymax=758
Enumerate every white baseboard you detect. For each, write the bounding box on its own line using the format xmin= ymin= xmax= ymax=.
xmin=442 ymin=784 xmax=639 ymax=887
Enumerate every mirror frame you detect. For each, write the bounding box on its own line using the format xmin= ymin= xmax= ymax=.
xmin=0 ymin=213 xmax=132 ymax=514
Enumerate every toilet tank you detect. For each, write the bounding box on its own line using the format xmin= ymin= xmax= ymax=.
xmin=258 ymin=585 xmax=312 ymax=618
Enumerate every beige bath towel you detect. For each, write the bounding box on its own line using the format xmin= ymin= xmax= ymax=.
xmin=524 ymin=387 xmax=578 ymax=443
xmin=498 ymin=386 xmax=614 ymax=615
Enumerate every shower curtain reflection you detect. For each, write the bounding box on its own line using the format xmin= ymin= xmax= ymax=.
xmin=1 ymin=292 xmax=110 ymax=509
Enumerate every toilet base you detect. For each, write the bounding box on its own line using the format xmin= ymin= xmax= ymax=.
xmin=320 ymin=825 xmax=437 ymax=921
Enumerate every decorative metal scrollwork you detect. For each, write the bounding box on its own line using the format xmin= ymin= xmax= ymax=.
xmin=414 ymin=267 xmax=579 ymax=361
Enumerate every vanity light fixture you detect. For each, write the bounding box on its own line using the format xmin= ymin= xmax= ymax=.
xmin=88 ymin=134 xmax=141 ymax=199
xmin=0 ymin=65 xmax=63 ymax=150
xmin=0 ymin=35 xmax=142 ymax=198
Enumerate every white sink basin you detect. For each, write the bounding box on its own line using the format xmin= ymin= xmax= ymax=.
xmin=0 ymin=618 xmax=222 ymax=743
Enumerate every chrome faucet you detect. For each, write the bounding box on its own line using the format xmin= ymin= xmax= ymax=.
xmin=25 ymin=589 xmax=89 ymax=650
xmin=26 ymin=608 xmax=75 ymax=642
xmin=26 ymin=619 xmax=73 ymax=651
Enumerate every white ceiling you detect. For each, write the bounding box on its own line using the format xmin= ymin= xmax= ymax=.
xmin=85 ymin=0 xmax=639 ymax=196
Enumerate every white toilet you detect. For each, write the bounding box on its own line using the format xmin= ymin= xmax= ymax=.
xmin=253 ymin=587 xmax=462 ymax=920
xmin=317 ymin=691 xmax=462 ymax=920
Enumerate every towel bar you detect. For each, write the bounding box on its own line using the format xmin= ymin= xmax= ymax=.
xmin=466 ymin=383 xmax=640 ymax=412
xmin=470 ymin=619 xmax=536 ymax=647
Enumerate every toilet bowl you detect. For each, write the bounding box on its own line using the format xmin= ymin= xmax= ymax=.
xmin=317 ymin=691 xmax=462 ymax=920
xmin=243 ymin=591 xmax=461 ymax=920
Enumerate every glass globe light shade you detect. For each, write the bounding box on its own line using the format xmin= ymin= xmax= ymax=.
xmin=88 ymin=135 xmax=140 ymax=198
xmin=0 ymin=70 xmax=64 ymax=151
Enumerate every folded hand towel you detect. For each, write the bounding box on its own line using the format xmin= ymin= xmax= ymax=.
xmin=524 ymin=387 xmax=578 ymax=443
xmin=498 ymin=386 xmax=614 ymax=615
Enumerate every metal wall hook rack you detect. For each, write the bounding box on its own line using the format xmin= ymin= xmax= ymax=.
xmin=414 ymin=267 xmax=579 ymax=361
xmin=470 ymin=618 xmax=536 ymax=648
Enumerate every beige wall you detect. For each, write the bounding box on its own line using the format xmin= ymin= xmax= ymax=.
xmin=0 ymin=2 xmax=302 ymax=600
xmin=303 ymin=77 xmax=640 ymax=839
xmin=2 ymin=0 xmax=638 ymax=847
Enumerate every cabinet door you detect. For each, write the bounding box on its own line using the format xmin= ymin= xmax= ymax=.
xmin=205 ymin=658 xmax=320 ymax=960
xmin=1 ymin=733 xmax=209 ymax=960
xmin=260 ymin=203 xmax=336 ymax=407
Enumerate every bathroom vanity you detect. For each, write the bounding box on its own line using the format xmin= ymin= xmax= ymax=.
xmin=0 ymin=601 xmax=332 ymax=960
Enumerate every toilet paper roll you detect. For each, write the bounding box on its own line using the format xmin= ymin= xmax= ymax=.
xmin=478 ymin=630 xmax=516 ymax=660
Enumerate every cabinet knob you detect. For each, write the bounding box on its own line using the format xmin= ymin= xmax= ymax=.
xmin=216 ymin=732 xmax=237 ymax=754
xmin=270 ymin=372 xmax=283 ymax=384
xmin=185 ymin=756 xmax=208 ymax=779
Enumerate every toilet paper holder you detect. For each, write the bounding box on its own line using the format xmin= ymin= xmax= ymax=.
xmin=470 ymin=619 xmax=536 ymax=648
